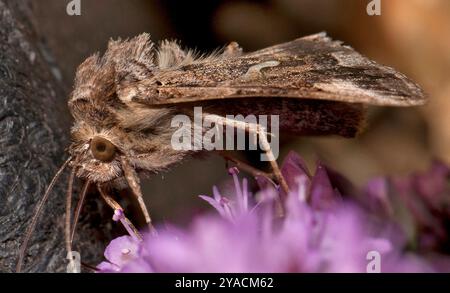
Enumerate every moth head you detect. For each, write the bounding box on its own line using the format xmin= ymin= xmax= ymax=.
xmin=69 ymin=113 xmax=186 ymax=185
xmin=68 ymin=121 xmax=128 ymax=183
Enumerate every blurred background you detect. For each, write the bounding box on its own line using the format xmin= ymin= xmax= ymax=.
xmin=32 ymin=0 xmax=450 ymax=225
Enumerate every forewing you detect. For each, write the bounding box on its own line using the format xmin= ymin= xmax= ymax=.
xmin=126 ymin=33 xmax=425 ymax=107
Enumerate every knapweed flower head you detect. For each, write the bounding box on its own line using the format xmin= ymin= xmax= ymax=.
xmin=98 ymin=152 xmax=450 ymax=273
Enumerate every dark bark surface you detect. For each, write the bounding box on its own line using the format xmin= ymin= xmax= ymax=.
xmin=0 ymin=0 xmax=110 ymax=272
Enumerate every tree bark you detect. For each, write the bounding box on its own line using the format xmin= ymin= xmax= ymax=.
xmin=0 ymin=0 xmax=110 ymax=272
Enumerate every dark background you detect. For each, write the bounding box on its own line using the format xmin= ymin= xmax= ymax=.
xmin=31 ymin=0 xmax=450 ymax=224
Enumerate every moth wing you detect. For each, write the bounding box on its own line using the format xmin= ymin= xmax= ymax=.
xmin=124 ymin=33 xmax=425 ymax=107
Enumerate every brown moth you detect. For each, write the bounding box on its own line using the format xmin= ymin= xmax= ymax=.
xmin=17 ymin=32 xmax=425 ymax=272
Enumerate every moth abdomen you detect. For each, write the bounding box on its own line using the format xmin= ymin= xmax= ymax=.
xmin=204 ymin=98 xmax=365 ymax=138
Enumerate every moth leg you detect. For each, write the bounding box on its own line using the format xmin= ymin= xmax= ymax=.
xmin=217 ymin=151 xmax=276 ymax=184
xmin=120 ymin=156 xmax=156 ymax=234
xmin=255 ymin=126 xmax=290 ymax=195
xmin=97 ymin=185 xmax=143 ymax=240
xmin=204 ymin=115 xmax=290 ymax=195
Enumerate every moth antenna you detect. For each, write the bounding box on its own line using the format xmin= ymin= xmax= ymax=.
xmin=16 ymin=156 xmax=73 ymax=273
xmin=65 ymin=165 xmax=77 ymax=273
xmin=70 ymin=180 xmax=91 ymax=242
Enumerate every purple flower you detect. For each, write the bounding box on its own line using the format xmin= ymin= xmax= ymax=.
xmin=361 ymin=161 xmax=450 ymax=253
xmin=199 ymin=167 xmax=256 ymax=222
xmin=97 ymin=152 xmax=450 ymax=273
xmin=97 ymin=236 xmax=141 ymax=272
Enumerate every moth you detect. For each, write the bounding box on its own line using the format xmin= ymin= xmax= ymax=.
xmin=17 ymin=32 xmax=425 ymax=272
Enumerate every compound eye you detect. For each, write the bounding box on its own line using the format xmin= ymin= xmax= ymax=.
xmin=90 ymin=136 xmax=116 ymax=162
